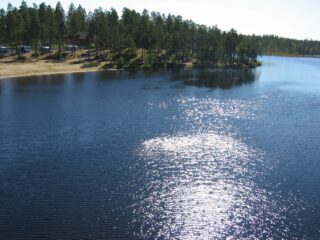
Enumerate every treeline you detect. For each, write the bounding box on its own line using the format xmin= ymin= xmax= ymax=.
xmin=249 ymin=35 xmax=320 ymax=56
xmin=0 ymin=1 xmax=262 ymax=68
xmin=0 ymin=1 xmax=319 ymax=69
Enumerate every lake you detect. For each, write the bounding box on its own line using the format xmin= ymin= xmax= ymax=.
xmin=0 ymin=56 xmax=320 ymax=239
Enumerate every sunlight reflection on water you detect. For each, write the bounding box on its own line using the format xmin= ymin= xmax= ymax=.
xmin=134 ymin=96 xmax=301 ymax=239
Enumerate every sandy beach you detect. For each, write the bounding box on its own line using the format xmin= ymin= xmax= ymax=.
xmin=0 ymin=58 xmax=106 ymax=79
xmin=0 ymin=49 xmax=118 ymax=79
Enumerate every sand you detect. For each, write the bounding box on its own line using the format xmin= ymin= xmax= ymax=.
xmin=0 ymin=50 xmax=114 ymax=79
xmin=0 ymin=59 xmax=106 ymax=79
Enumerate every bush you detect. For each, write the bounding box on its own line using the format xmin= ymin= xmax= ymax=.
xmin=16 ymin=55 xmax=27 ymax=61
xmin=81 ymin=62 xmax=100 ymax=69
xmin=31 ymin=52 xmax=41 ymax=57
xmin=124 ymin=58 xmax=141 ymax=70
xmin=117 ymin=57 xmax=124 ymax=69
xmin=47 ymin=51 xmax=71 ymax=60
xmin=123 ymin=48 xmax=137 ymax=60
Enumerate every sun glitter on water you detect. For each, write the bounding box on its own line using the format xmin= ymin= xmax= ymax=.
xmin=132 ymin=96 xmax=300 ymax=239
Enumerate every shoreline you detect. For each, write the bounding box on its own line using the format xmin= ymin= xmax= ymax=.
xmin=12 ymin=54 xmax=320 ymax=81
xmin=0 ymin=60 xmax=260 ymax=81
xmin=263 ymin=53 xmax=320 ymax=58
xmin=0 ymin=65 xmax=257 ymax=80
xmin=0 ymin=57 xmax=109 ymax=80
xmin=0 ymin=68 xmax=105 ymax=80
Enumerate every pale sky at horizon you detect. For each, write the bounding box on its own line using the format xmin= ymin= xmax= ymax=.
xmin=1 ymin=0 xmax=319 ymax=40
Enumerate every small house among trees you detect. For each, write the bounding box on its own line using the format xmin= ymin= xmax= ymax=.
xmin=64 ymin=32 xmax=96 ymax=49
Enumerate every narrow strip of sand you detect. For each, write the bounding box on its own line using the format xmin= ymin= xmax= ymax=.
xmin=0 ymin=60 xmax=106 ymax=80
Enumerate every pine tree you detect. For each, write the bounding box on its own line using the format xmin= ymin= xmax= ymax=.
xmin=54 ymin=2 xmax=65 ymax=58
xmin=2 ymin=2 xmax=320 ymax=65
xmin=29 ymin=4 xmax=40 ymax=53
xmin=0 ymin=8 xmax=6 ymax=45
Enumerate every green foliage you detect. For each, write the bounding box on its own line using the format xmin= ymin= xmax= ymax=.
xmin=247 ymin=35 xmax=320 ymax=56
xmin=31 ymin=52 xmax=41 ymax=57
xmin=116 ymin=56 xmax=124 ymax=69
xmin=125 ymin=58 xmax=141 ymax=70
xmin=54 ymin=2 xmax=65 ymax=58
xmin=47 ymin=51 xmax=69 ymax=60
xmin=1 ymin=2 xmax=319 ymax=68
xmin=81 ymin=61 xmax=100 ymax=68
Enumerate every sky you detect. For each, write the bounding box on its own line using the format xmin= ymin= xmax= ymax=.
xmin=1 ymin=0 xmax=320 ymax=40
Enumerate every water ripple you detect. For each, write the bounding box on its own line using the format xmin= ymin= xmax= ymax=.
xmin=133 ymin=96 xmax=302 ymax=239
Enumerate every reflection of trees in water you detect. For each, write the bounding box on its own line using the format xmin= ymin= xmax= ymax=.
xmin=4 ymin=69 xmax=258 ymax=91
xmin=172 ymin=69 xmax=259 ymax=89
xmin=11 ymin=74 xmax=67 ymax=87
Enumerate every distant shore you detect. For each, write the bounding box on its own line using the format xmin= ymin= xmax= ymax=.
xmin=263 ymin=53 xmax=320 ymax=58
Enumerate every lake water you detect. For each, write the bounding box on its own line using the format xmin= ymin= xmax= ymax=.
xmin=0 ymin=56 xmax=320 ymax=239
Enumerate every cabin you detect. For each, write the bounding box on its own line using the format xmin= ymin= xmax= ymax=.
xmin=65 ymin=32 xmax=96 ymax=48
xmin=17 ymin=46 xmax=32 ymax=54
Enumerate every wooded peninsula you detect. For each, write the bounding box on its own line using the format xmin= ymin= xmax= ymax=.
xmin=1 ymin=1 xmax=320 ymax=78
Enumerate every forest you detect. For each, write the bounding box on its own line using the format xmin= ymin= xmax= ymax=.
xmin=0 ymin=1 xmax=320 ymax=70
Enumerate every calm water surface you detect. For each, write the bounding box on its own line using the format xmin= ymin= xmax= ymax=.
xmin=0 ymin=56 xmax=320 ymax=239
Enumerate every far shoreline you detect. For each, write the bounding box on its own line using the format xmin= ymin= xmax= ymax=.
xmin=263 ymin=53 xmax=320 ymax=58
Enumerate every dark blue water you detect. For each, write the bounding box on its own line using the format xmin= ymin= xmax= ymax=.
xmin=0 ymin=56 xmax=320 ymax=239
